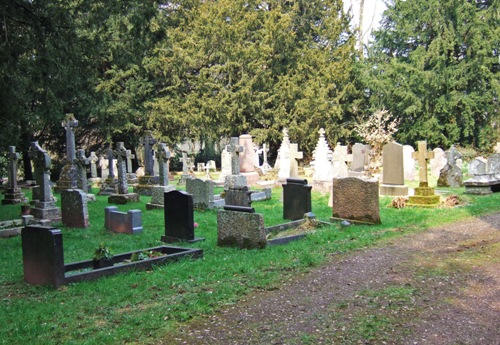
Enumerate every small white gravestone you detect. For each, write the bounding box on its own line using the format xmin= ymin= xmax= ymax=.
xmin=430 ymin=148 xmax=446 ymax=176
xmin=403 ymin=145 xmax=416 ymax=181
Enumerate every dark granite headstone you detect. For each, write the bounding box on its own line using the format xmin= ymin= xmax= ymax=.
xmin=22 ymin=225 xmax=65 ymax=287
xmin=283 ymin=178 xmax=312 ymax=221
xmin=224 ymin=186 xmax=253 ymax=207
xmin=162 ymin=190 xmax=204 ymax=243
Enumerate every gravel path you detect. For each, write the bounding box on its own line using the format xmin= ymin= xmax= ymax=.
xmin=171 ymin=213 xmax=500 ymax=345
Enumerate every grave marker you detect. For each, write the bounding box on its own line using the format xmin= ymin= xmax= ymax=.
xmin=380 ymin=142 xmax=408 ymax=196
xmin=108 ymin=142 xmax=140 ymax=204
xmin=55 ymin=114 xmax=79 ymax=192
xmin=283 ymin=178 xmax=312 ymax=221
xmin=408 ymin=141 xmax=440 ymax=207
xmin=331 ymin=177 xmax=380 ymax=224
xmin=2 ymin=146 xmax=28 ymax=204
xmin=61 ymin=189 xmax=89 ymax=228
xmin=104 ymin=206 xmax=142 ymax=234
xmin=162 ymin=190 xmax=204 ymax=243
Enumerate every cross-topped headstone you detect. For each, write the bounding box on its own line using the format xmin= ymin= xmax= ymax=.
xmin=114 ymin=142 xmax=128 ymax=194
xmin=126 ymin=150 xmax=135 ymax=173
xmin=156 ymin=143 xmax=171 ymax=186
xmin=75 ymin=149 xmax=90 ymax=193
xmin=140 ymin=131 xmax=157 ymax=176
xmin=289 ymin=143 xmax=303 ymax=178
xmin=227 ymin=137 xmax=244 ymax=175
xmin=412 ymin=141 xmax=434 ymax=187
xmin=28 ymin=142 xmax=53 ymax=203
xmin=89 ymin=152 xmax=98 ymax=178
xmin=332 ymin=143 xmax=352 ymax=178
xmin=7 ymin=146 xmax=20 ymax=190
xmin=107 ymin=147 xmax=115 ymax=179
xmin=261 ymin=143 xmax=272 ymax=173
xmin=62 ymin=114 xmax=79 ymax=164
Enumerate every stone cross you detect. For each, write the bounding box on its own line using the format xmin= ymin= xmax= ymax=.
xmin=75 ymin=149 xmax=90 ymax=193
xmin=62 ymin=114 xmax=79 ymax=164
xmin=126 ymin=150 xmax=135 ymax=173
xmin=107 ymin=147 xmax=115 ymax=179
xmin=289 ymin=143 xmax=303 ymax=178
xmin=182 ymin=152 xmax=189 ymax=174
xmin=412 ymin=141 xmax=434 ymax=187
xmin=114 ymin=142 xmax=128 ymax=194
xmin=262 ymin=143 xmax=269 ymax=165
xmin=226 ymin=137 xmax=244 ymax=175
xmin=89 ymin=152 xmax=98 ymax=178
xmin=156 ymin=143 xmax=171 ymax=186
xmin=28 ymin=141 xmax=53 ymax=202
xmin=7 ymin=146 xmax=20 ymax=189
xmin=140 ymin=131 xmax=157 ymax=176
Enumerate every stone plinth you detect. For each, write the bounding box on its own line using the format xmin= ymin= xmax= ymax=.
xmin=108 ymin=193 xmax=140 ymax=205
xmin=146 ymin=185 xmax=176 ymax=210
xmin=224 ymin=175 xmax=247 ymax=189
xmin=2 ymin=187 xmax=28 ymax=205
xmin=133 ymin=175 xmax=159 ymax=196
xmin=31 ymin=200 xmax=61 ymax=223
xmin=54 ymin=164 xmax=79 ymax=192
xmin=217 ymin=207 xmax=266 ymax=249
xmin=97 ymin=177 xmax=118 ymax=195
xmin=379 ymin=184 xmax=408 ymax=196
xmin=331 ymin=177 xmax=380 ymax=224
xmin=407 ymin=184 xmax=440 ymax=207
xmin=464 ymin=174 xmax=500 ymax=195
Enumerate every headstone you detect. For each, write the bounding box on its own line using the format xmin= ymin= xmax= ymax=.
xmin=99 ymin=155 xmax=109 ymax=178
xmin=28 ymin=142 xmax=61 ymax=222
xmin=289 ymin=143 xmax=303 ymax=178
xmin=55 ymin=114 xmax=79 ymax=192
xmin=125 ymin=149 xmax=138 ymax=184
xmin=312 ymin=128 xmax=333 ymax=181
xmin=22 ymin=226 xmax=65 ymax=287
xmin=487 ymin=153 xmax=500 ymax=173
xmin=380 ymin=142 xmax=408 ymax=196
xmin=75 ymin=149 xmax=90 ymax=193
xmin=108 ymin=142 xmax=140 ymax=204
xmin=331 ymin=143 xmax=352 ymax=178
xmin=224 ymin=137 xmax=247 ymax=188
xmin=403 ymin=145 xmax=416 ymax=181
xmin=207 ymin=160 xmax=216 ymax=171
xmin=239 ymin=134 xmax=260 ymax=185
xmin=331 ymin=177 xmax=380 ymax=224
xmin=218 ymin=147 xmax=232 ymax=182
xmin=349 ymin=143 xmax=370 ymax=176
xmin=217 ymin=207 xmax=266 ymax=249
xmin=98 ymin=147 xmax=118 ymax=195
xmin=186 ymin=178 xmax=218 ymax=209
xmin=408 ymin=141 xmax=440 ymax=207
xmin=277 ymin=128 xmax=291 ymax=180
xmin=437 ymin=146 xmax=463 ymax=188
xmin=468 ymin=157 xmax=487 ymax=175
xmin=178 ymin=152 xmax=191 ymax=184
xmin=197 ymin=162 xmax=205 ymax=172
xmin=157 ymin=143 xmax=171 ymax=186
xmin=134 ymin=132 xmax=160 ymax=194
xmin=162 ymin=190 xmax=204 ymax=243
xmin=2 ymin=146 xmax=28 ymax=204
xmin=430 ymin=148 xmax=447 ymax=176
xmin=153 ymin=152 xmax=160 ymax=176
xmin=283 ymin=178 xmax=312 ymax=221
xmin=224 ymin=186 xmax=252 ymax=207
xmin=89 ymin=152 xmax=99 ymax=178
xmin=261 ymin=143 xmax=272 ymax=173
xmin=104 ymin=206 xmax=142 ymax=234
xmin=61 ymin=189 xmax=89 ymax=228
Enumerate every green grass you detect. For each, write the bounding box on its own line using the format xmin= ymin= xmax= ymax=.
xmin=0 ymin=184 xmax=499 ymax=344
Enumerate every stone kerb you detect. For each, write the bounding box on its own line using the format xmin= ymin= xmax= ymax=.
xmin=331 ymin=177 xmax=380 ymax=224
xmin=104 ymin=206 xmax=143 ymax=234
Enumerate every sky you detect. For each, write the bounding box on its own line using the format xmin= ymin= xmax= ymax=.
xmin=343 ymin=0 xmax=387 ymax=44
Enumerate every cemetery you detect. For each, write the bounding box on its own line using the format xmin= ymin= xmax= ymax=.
xmin=1 ymin=0 xmax=499 ymax=342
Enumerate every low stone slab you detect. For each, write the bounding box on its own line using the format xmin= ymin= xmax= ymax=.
xmin=331 ymin=177 xmax=380 ymax=224
xmin=108 ymin=193 xmax=140 ymax=205
xmin=104 ymin=206 xmax=142 ymax=234
xmin=464 ymin=174 xmax=500 ymax=195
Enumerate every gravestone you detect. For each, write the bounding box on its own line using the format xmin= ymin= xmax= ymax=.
xmin=217 ymin=206 xmax=266 ymax=249
xmin=146 ymin=143 xmax=176 ymax=209
xmin=104 ymin=206 xmax=142 ymax=234
xmin=403 ymin=145 xmax=416 ymax=181
xmin=487 ymin=153 xmax=500 ymax=173
xmin=468 ymin=157 xmax=487 ymax=175
xmin=186 ymin=178 xmax=221 ymax=209
xmin=224 ymin=137 xmax=247 ymax=189
xmin=98 ymin=148 xmax=118 ymax=195
xmin=125 ymin=149 xmax=138 ymax=184
xmin=178 ymin=152 xmax=191 ymax=185
xmin=464 ymin=174 xmax=500 ymax=195
xmin=277 ymin=128 xmax=291 ymax=180
xmin=261 ymin=143 xmax=272 ymax=173
xmin=331 ymin=177 xmax=380 ymax=224
xmin=239 ymin=134 xmax=260 ymax=185
xmin=28 ymin=142 xmax=61 ymax=222
xmin=379 ymin=142 xmax=408 ymax=196
xmin=2 ymin=146 xmax=28 ymax=204
xmin=55 ymin=114 xmax=79 ymax=192
xmin=217 ymin=147 xmax=232 ymax=183
xmin=224 ymin=186 xmax=253 ymax=207
xmin=283 ymin=178 xmax=312 ymax=221
xmin=133 ymin=131 xmax=159 ymax=195
xmin=89 ymin=152 xmax=99 ymax=178
xmin=99 ymin=155 xmax=109 ymax=178
xmin=430 ymin=148 xmax=447 ymax=176
xmin=311 ymin=128 xmax=333 ymax=192
xmin=108 ymin=142 xmax=140 ymax=204
xmin=61 ymin=189 xmax=89 ymax=228
xmin=437 ymin=146 xmax=463 ymax=187
xmin=331 ymin=143 xmax=352 ymax=178
xmin=349 ymin=143 xmax=370 ymax=177
xmin=162 ymin=190 xmax=204 ymax=243
xmin=289 ymin=143 xmax=303 ymax=178
xmin=75 ymin=149 xmax=90 ymax=194
xmin=408 ymin=141 xmax=440 ymax=207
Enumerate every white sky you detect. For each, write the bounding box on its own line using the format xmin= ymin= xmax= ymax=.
xmin=343 ymin=0 xmax=387 ymax=43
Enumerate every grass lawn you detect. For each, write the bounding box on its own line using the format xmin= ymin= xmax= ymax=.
xmin=0 ymin=181 xmax=498 ymax=344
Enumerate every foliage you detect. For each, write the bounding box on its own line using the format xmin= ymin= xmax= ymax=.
xmin=93 ymin=242 xmax=114 ymax=261
xmin=363 ymin=0 xmax=500 ymax=149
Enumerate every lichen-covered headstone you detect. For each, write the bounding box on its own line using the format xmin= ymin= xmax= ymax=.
xmin=217 ymin=206 xmax=266 ymax=249
xmin=331 ymin=177 xmax=380 ymax=224
xmin=61 ymin=189 xmax=89 ymax=228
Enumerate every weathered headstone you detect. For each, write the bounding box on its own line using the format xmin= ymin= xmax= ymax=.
xmin=108 ymin=142 xmax=140 ymax=204
xmin=437 ymin=146 xmax=463 ymax=187
xmin=98 ymin=147 xmax=118 ymax=195
xmin=186 ymin=178 xmax=221 ymax=209
xmin=408 ymin=141 xmax=440 ymax=207
xmin=89 ymin=152 xmax=99 ymax=178
xmin=239 ymin=134 xmax=260 ymax=185
xmin=224 ymin=186 xmax=253 ymax=207
xmin=289 ymin=143 xmax=303 ymax=178
xmin=217 ymin=206 xmax=266 ymax=249
xmin=464 ymin=174 xmax=500 ymax=195
xmin=380 ymin=142 xmax=408 ymax=196
xmin=403 ymin=145 xmax=416 ymax=181
xmin=331 ymin=177 xmax=380 ymax=224
xmin=218 ymin=147 xmax=232 ymax=183
xmin=61 ymin=189 xmax=89 ymax=228
xmin=162 ymin=190 xmax=204 ymax=243
xmin=283 ymin=178 xmax=312 ymax=221
xmin=75 ymin=149 xmax=90 ymax=193
xmin=55 ymin=114 xmax=79 ymax=192
xmin=487 ymin=153 xmax=500 ymax=173
xmin=430 ymin=148 xmax=447 ymax=176
xmin=99 ymin=155 xmax=109 ymax=178
xmin=28 ymin=142 xmax=61 ymax=222
xmin=2 ymin=146 xmax=28 ymax=204
xmin=224 ymin=137 xmax=247 ymax=189
xmin=349 ymin=143 xmax=370 ymax=176
xmin=104 ymin=206 xmax=142 ymax=234
xmin=157 ymin=143 xmax=171 ymax=186
xmin=331 ymin=143 xmax=352 ymax=178
xmin=468 ymin=157 xmax=487 ymax=175
xmin=125 ymin=149 xmax=138 ymax=184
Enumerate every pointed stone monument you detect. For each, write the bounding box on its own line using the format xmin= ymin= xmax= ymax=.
xmin=407 ymin=141 xmax=440 ymax=207
xmin=311 ymin=128 xmax=333 ymax=192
